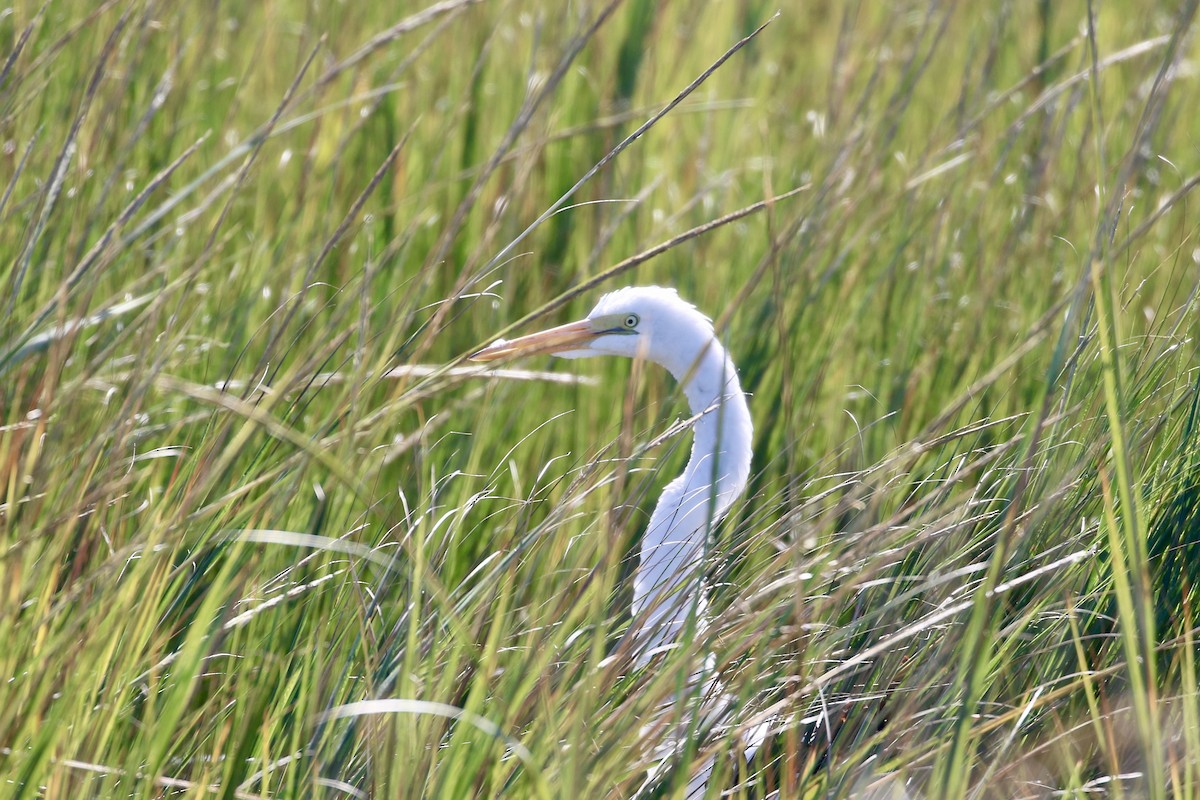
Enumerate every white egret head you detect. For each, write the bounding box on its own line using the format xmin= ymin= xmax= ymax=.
xmin=471 ymin=286 xmax=717 ymax=379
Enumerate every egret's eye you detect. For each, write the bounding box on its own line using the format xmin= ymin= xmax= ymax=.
xmin=623 ymin=314 xmax=639 ymax=329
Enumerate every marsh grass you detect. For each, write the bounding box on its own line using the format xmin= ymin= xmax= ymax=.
xmin=3 ymin=0 xmax=1200 ymax=798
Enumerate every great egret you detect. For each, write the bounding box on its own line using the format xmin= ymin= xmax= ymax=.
xmin=471 ymin=286 xmax=755 ymax=793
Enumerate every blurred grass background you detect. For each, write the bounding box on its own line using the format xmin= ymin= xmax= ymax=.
xmin=3 ymin=0 xmax=1200 ymax=797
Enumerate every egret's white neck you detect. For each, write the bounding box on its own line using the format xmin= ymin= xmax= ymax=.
xmin=632 ymin=336 xmax=752 ymax=663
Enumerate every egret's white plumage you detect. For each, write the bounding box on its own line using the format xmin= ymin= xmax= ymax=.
xmin=472 ymin=286 xmax=755 ymax=795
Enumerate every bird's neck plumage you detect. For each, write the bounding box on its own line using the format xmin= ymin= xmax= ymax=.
xmin=632 ymin=335 xmax=752 ymax=663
